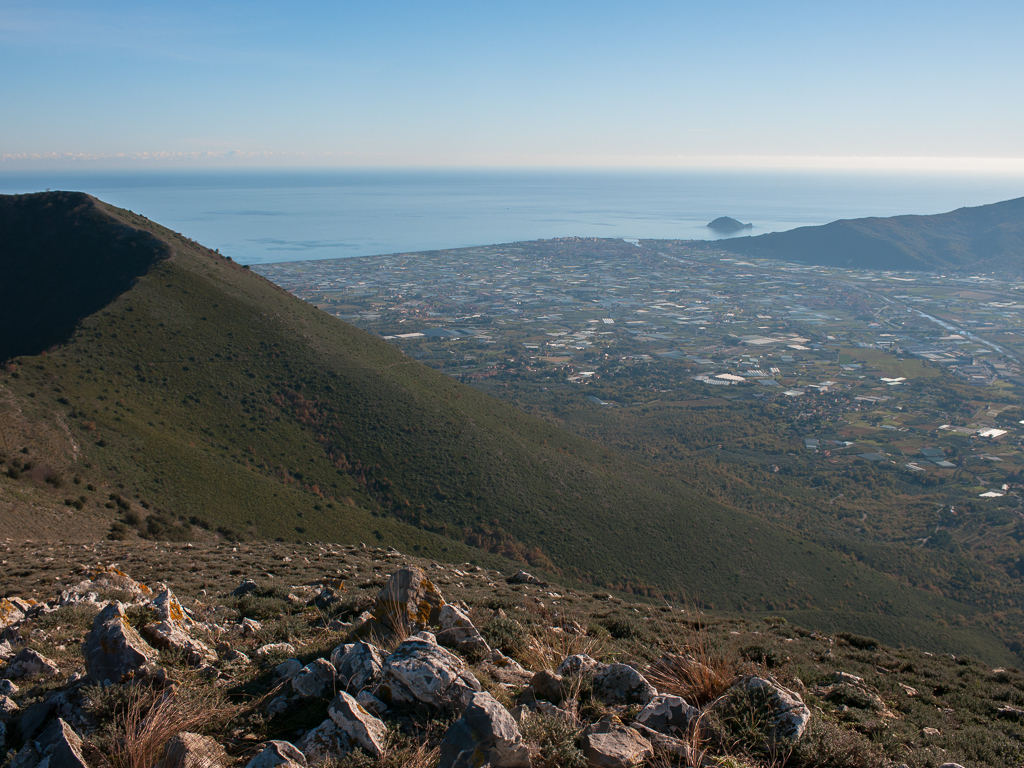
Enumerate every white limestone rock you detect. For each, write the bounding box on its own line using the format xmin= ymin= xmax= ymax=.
xmin=580 ymin=721 xmax=653 ymax=768
xmin=292 ymin=659 xmax=336 ymax=698
xmin=327 ymin=691 xmax=387 ymax=757
xmin=331 ymin=641 xmax=383 ymax=694
xmin=246 ymin=740 xmax=307 ymax=768
xmin=593 ymin=663 xmax=657 ymax=705
xmin=379 ymin=636 xmax=481 ymax=708
xmin=439 ymin=691 xmax=529 ymax=768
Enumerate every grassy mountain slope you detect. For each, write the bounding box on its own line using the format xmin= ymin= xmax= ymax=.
xmin=720 ymin=195 xmax=1024 ymax=273
xmin=0 ymin=192 xmax=1015 ymax=663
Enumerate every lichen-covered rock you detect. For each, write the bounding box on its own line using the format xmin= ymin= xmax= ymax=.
xmin=379 ymin=635 xmax=481 ymax=708
xmin=82 ymin=566 xmax=153 ymax=600
xmin=594 ymin=663 xmax=656 ymax=705
xmin=160 ymin=731 xmax=229 ymax=768
xmin=327 ymin=691 xmax=387 ymax=757
xmin=329 ymin=644 xmax=354 ymax=668
xmin=0 ymin=599 xmax=26 ymax=631
xmin=246 ymin=740 xmax=307 ymax=767
xmin=16 ymin=699 xmax=56 ymax=743
xmin=11 ymin=718 xmax=89 ymax=768
xmin=439 ymin=691 xmax=530 ymax=768
xmin=142 ymin=587 xmax=217 ymax=667
xmin=297 ymin=719 xmax=353 ymax=765
xmin=82 ymin=601 xmax=159 ymax=685
xmin=292 ymin=659 xmax=337 ymax=698
xmin=580 ymin=721 xmax=653 ymax=768
xmin=355 ymin=691 xmax=387 ymax=715
xmin=355 ymin=567 xmax=447 ymax=639
xmin=627 ymin=722 xmax=690 ymax=760
xmin=331 ymin=641 xmax=383 ymax=694
xmin=634 ymin=694 xmax=697 ymax=736
xmin=4 ymin=648 xmax=59 ymax=680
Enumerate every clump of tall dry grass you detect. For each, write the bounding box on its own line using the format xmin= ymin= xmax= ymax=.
xmin=645 ymin=650 xmax=736 ymax=708
xmin=104 ymin=684 xmax=236 ymax=768
xmin=520 ymin=624 xmax=605 ymax=673
xmin=323 ymin=722 xmax=443 ymax=768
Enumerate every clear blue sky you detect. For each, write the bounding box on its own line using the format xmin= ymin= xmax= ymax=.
xmin=3 ymin=0 xmax=1023 ymax=170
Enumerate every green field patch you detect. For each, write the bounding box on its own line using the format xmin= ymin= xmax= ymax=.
xmin=839 ymin=347 xmax=939 ymax=379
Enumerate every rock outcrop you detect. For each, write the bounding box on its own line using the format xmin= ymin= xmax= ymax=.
xmin=580 ymin=720 xmax=654 ymax=768
xmin=355 ymin=567 xmax=446 ymax=639
xmin=327 ymin=691 xmax=388 ymax=757
xmin=141 ymin=586 xmax=217 ymax=667
xmin=82 ymin=601 xmax=159 ymax=685
xmin=439 ymin=691 xmax=530 ymax=768
xmin=379 ymin=634 xmax=481 ymax=707
xmin=331 ymin=641 xmax=384 ymax=694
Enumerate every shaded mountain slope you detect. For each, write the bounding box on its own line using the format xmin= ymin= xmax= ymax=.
xmin=720 ymin=195 xmax=1024 ymax=273
xmin=0 ymin=192 xmax=1014 ymax=663
xmin=0 ymin=192 xmax=170 ymax=361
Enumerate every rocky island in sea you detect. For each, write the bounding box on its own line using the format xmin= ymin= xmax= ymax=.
xmin=706 ymin=216 xmax=753 ymax=232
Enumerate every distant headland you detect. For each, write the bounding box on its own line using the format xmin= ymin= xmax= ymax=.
xmin=707 ymin=216 xmax=753 ymax=232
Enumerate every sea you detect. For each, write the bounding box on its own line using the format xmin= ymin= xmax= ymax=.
xmin=1 ymin=168 xmax=1022 ymax=265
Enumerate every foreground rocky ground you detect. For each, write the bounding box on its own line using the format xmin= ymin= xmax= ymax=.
xmin=1 ymin=538 xmax=1023 ymax=767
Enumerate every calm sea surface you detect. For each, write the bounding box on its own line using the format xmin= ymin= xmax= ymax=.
xmin=1 ymin=169 xmax=1022 ymax=264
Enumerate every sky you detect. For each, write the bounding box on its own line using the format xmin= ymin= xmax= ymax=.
xmin=2 ymin=0 xmax=1024 ymax=171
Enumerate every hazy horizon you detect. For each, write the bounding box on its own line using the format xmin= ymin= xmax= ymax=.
xmin=3 ymin=1 xmax=1022 ymax=172
xmin=5 ymin=167 xmax=1021 ymax=265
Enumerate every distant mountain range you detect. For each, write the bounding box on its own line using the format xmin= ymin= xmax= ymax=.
xmin=719 ymin=195 xmax=1024 ymax=273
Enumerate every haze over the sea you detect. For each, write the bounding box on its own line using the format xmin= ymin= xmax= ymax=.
xmin=2 ymin=168 xmax=1022 ymax=265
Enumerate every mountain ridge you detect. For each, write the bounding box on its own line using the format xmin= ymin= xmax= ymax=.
xmin=718 ymin=194 xmax=1024 ymax=273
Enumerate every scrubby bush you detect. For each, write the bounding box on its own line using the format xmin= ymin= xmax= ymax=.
xmin=519 ymin=710 xmax=586 ymax=768
xmin=835 ymin=632 xmax=879 ymax=650
xmin=481 ymin=615 xmax=528 ymax=659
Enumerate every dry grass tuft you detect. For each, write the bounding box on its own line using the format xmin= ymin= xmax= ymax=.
xmin=520 ymin=625 xmax=605 ymax=673
xmin=104 ymin=684 xmax=236 ymax=768
xmin=325 ymin=723 xmax=443 ymax=768
xmin=365 ymin=609 xmax=414 ymax=654
xmin=645 ymin=650 xmax=735 ymax=708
